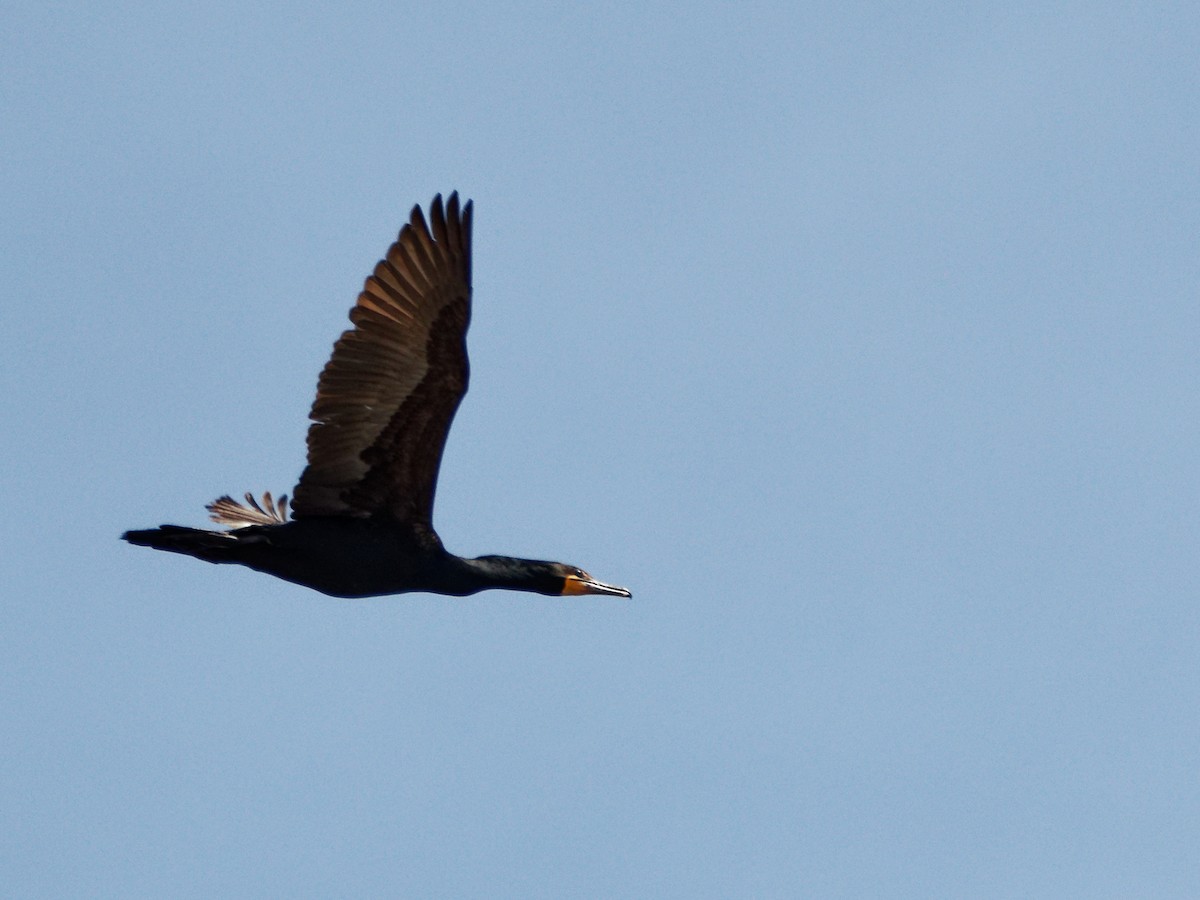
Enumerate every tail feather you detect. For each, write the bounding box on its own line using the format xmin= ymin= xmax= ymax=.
xmin=122 ymin=525 xmax=240 ymax=563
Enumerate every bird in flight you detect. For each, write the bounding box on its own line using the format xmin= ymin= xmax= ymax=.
xmin=123 ymin=193 xmax=630 ymax=599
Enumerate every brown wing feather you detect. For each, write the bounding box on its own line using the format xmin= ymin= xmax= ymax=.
xmin=208 ymin=492 xmax=290 ymax=527
xmin=290 ymin=193 xmax=473 ymax=523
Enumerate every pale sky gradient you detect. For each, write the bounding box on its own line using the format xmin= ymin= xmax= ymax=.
xmin=4 ymin=2 xmax=1199 ymax=896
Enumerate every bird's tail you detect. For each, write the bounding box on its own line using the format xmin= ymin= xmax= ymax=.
xmin=121 ymin=525 xmax=242 ymax=564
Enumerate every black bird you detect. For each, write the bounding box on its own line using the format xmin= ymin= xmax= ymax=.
xmin=123 ymin=193 xmax=630 ymax=600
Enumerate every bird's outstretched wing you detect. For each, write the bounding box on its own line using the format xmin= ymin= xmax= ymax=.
xmin=291 ymin=192 xmax=473 ymax=525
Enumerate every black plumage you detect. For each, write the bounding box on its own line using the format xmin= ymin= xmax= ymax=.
xmin=123 ymin=194 xmax=630 ymax=600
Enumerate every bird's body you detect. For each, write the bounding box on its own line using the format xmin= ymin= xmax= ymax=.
xmin=123 ymin=194 xmax=629 ymax=600
xmin=128 ymin=518 xmax=449 ymax=598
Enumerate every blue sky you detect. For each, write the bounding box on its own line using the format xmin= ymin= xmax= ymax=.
xmin=3 ymin=2 xmax=1199 ymax=896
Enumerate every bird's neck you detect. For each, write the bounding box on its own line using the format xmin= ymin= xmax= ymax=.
xmin=435 ymin=554 xmax=552 ymax=596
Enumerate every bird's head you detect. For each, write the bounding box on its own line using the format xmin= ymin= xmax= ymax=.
xmin=552 ymin=563 xmax=632 ymax=598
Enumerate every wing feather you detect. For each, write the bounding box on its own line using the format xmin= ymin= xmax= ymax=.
xmin=290 ymin=193 xmax=473 ymax=523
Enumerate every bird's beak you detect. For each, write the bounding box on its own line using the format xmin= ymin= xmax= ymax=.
xmin=563 ymin=574 xmax=632 ymax=598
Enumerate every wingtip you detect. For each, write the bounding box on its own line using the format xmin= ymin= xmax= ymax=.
xmin=422 ymin=192 xmax=466 ymax=219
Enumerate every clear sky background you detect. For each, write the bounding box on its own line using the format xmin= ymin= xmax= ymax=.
xmin=3 ymin=2 xmax=1198 ymax=897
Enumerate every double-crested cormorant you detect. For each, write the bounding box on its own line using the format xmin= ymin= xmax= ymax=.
xmin=123 ymin=193 xmax=630 ymax=600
